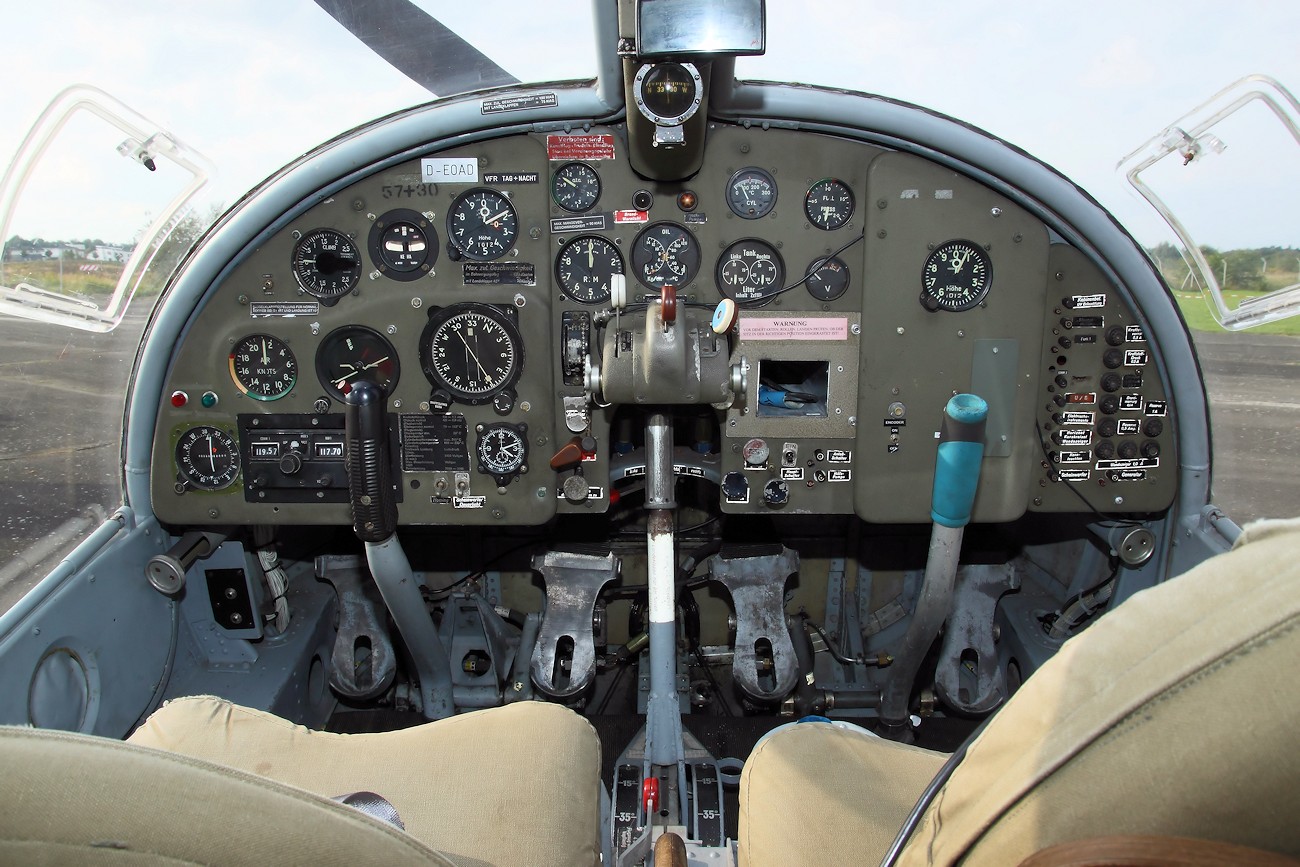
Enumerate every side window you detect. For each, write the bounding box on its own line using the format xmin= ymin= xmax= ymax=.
xmin=0 ymin=86 xmax=213 ymax=613
xmin=1121 ymin=76 xmax=1300 ymax=524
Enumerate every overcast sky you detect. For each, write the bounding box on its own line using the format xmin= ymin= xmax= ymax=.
xmin=2 ymin=0 xmax=1296 ymax=250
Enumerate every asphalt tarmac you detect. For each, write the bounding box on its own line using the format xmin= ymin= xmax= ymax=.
xmin=0 ymin=313 xmax=1295 ymax=611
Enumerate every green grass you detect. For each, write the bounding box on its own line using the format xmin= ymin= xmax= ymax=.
xmin=1171 ymin=289 xmax=1300 ymax=336
xmin=1 ymin=259 xmax=123 ymax=297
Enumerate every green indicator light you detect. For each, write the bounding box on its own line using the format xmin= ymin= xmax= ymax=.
xmin=200 ymin=392 xmax=219 ymax=408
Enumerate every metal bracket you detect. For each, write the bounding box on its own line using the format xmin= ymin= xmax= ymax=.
xmin=935 ymin=564 xmax=1020 ymax=714
xmin=531 ymin=550 xmax=619 ymax=697
xmin=709 ymin=547 xmax=800 ymax=701
xmin=315 ymin=554 xmax=397 ymax=701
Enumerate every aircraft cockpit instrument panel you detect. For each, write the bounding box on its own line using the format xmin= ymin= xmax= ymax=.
xmin=152 ymin=125 xmax=1177 ymax=527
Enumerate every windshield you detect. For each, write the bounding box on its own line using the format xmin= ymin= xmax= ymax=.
xmin=0 ymin=1 xmax=1296 ymax=609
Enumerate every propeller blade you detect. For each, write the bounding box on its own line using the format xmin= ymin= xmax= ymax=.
xmin=313 ymin=0 xmax=518 ymax=96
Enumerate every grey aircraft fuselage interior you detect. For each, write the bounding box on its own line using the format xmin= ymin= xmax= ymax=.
xmin=0 ymin=1 xmax=1279 ymax=863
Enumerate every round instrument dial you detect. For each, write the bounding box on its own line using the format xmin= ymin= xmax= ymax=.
xmin=633 ymin=62 xmax=703 ymax=126
xmin=368 ymin=208 xmax=437 ymax=280
xmin=476 ymin=423 xmax=528 ymax=479
xmin=921 ymin=239 xmax=992 ymax=311
xmin=229 ymin=334 xmax=296 ymax=401
xmin=726 ymin=168 xmax=777 ymax=220
xmin=447 ymin=188 xmax=518 ymax=261
xmin=292 ymin=229 xmax=362 ymax=298
xmin=556 ymin=235 xmax=624 ymax=304
xmin=631 ymin=222 xmax=701 ymax=290
xmin=315 ymin=325 xmax=400 ymax=400
xmin=552 ymin=162 xmax=601 ymax=213
xmin=419 ymin=303 xmax=523 ymax=404
xmin=805 ymin=256 xmax=851 ymax=302
xmin=717 ymin=239 xmax=786 ymax=306
xmin=176 ymin=425 xmax=240 ymax=491
xmin=804 ymin=179 xmax=855 ymax=231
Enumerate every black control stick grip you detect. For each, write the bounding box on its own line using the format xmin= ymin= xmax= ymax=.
xmin=344 ymin=380 xmax=397 ymax=542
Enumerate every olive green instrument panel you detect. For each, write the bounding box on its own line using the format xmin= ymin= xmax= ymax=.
xmin=151 ymin=125 xmax=1177 ymax=527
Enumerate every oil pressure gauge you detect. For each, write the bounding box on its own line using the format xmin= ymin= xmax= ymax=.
xmin=921 ymin=239 xmax=992 ymax=311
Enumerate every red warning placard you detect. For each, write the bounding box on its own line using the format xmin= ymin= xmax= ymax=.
xmin=547 ymin=133 xmax=617 ymax=161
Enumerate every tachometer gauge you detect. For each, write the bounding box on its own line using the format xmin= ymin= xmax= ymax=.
xmin=292 ymin=229 xmax=362 ymax=298
xmin=476 ymin=423 xmax=528 ymax=483
xmin=921 ymin=239 xmax=992 ymax=311
xmin=368 ymin=208 xmax=437 ymax=281
xmin=717 ymin=239 xmax=785 ymax=306
xmin=419 ymin=303 xmax=524 ymax=405
xmin=726 ymin=168 xmax=777 ymax=220
xmin=229 ymin=334 xmax=296 ymax=400
xmin=556 ymin=235 xmax=624 ymax=304
xmin=176 ymin=425 xmax=240 ymax=491
xmin=805 ymin=256 xmax=851 ymax=302
xmin=552 ymin=162 xmax=601 ymax=213
xmin=447 ymin=188 xmax=518 ymax=261
xmin=315 ymin=325 xmax=400 ymax=400
xmin=804 ymin=179 xmax=855 ymax=231
xmin=631 ymin=222 xmax=701 ymax=290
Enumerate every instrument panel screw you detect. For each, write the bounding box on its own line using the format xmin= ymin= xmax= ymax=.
xmin=386 ymin=324 xmax=397 ymax=335
xmin=208 ymin=509 xmax=219 ymax=519
xmin=237 ymin=294 xmax=249 ymax=305
xmin=411 ymin=298 xmax=423 ymax=309
xmin=850 ymin=323 xmax=861 ymax=335
xmin=352 ymin=198 xmax=365 ymax=211
xmin=529 ymin=227 xmax=541 ymax=240
xmin=991 ymin=207 xmax=1002 ymax=217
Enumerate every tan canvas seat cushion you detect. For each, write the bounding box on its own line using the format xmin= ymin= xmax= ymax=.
xmin=739 ymin=722 xmax=946 ymax=866
xmin=908 ymin=519 xmax=1300 ymax=865
xmin=738 ymin=518 xmax=1300 ymax=866
xmin=0 ymin=725 xmax=456 ymax=866
xmin=128 ymin=697 xmax=602 ymax=867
